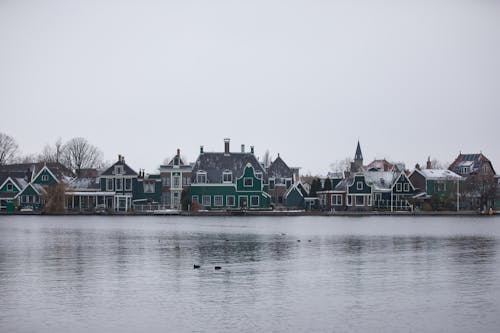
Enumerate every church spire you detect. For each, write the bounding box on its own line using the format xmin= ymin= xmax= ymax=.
xmin=355 ymin=141 xmax=363 ymax=161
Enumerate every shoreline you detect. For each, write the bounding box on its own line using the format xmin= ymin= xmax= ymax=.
xmin=0 ymin=210 xmax=496 ymax=217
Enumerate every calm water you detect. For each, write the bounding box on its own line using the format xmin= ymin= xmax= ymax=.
xmin=1 ymin=216 xmax=500 ymax=332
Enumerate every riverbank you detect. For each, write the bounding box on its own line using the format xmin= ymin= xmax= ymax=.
xmin=1 ymin=210 xmax=497 ymax=217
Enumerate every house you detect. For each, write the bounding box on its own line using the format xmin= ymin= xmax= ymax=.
xmin=409 ymin=166 xmax=463 ymax=210
xmin=366 ymin=171 xmax=415 ymax=211
xmin=98 ymin=155 xmax=138 ymax=212
xmin=448 ymin=153 xmax=497 ymax=210
xmin=134 ymin=171 xmax=163 ymax=209
xmin=190 ymin=139 xmax=270 ymax=210
xmin=65 ymin=168 xmax=114 ymax=212
xmin=266 ymin=154 xmax=294 ymax=207
xmin=0 ymin=162 xmax=73 ymax=211
xmin=159 ymin=149 xmax=192 ymax=209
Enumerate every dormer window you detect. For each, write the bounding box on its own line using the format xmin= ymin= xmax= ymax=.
xmin=461 ymin=167 xmax=469 ymax=174
xmin=41 ymin=175 xmax=49 ymax=181
xmin=6 ymin=183 xmax=13 ymax=192
xmin=222 ymin=170 xmax=233 ymax=183
xmin=357 ymin=181 xmax=363 ymax=190
xmin=114 ymin=165 xmax=124 ymax=175
xmin=255 ymin=172 xmax=263 ymax=180
xmin=197 ymin=171 xmax=207 ymax=183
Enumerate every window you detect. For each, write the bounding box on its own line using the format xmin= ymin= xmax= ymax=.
xmin=35 ymin=196 xmax=40 ymax=203
xmin=106 ymin=179 xmax=114 ymax=191
xmin=143 ymin=182 xmax=155 ymax=193
xmin=435 ymin=181 xmax=446 ymax=192
xmin=374 ymin=193 xmax=382 ymax=201
xmin=192 ymin=195 xmax=199 ymax=204
xmin=403 ymin=183 xmax=409 ymax=192
xmin=226 ymin=196 xmax=235 ymax=206
xmin=41 ymin=175 xmax=49 ymax=181
xmin=197 ymin=171 xmax=207 ymax=184
xmin=332 ymin=195 xmax=342 ymax=206
xmin=214 ymin=195 xmax=223 ymax=206
xmin=202 ymin=195 xmax=211 ymax=206
xmin=116 ymin=178 xmax=123 ymax=191
xmin=396 ymin=183 xmax=402 ymax=192
xmin=357 ymin=182 xmax=363 ymax=190
xmin=250 ymin=195 xmax=259 ymax=207
xmin=347 ymin=195 xmax=352 ymax=206
xmin=21 ymin=196 xmax=27 ymax=203
xmin=114 ymin=166 xmax=123 ymax=174
xmin=125 ymin=178 xmax=132 ymax=191
xmin=255 ymin=172 xmax=263 ymax=179
xmin=173 ymin=174 xmax=180 ymax=188
xmin=6 ymin=184 xmax=13 ymax=192
xmin=244 ymin=178 xmax=253 ymax=187
xmin=461 ymin=167 xmax=470 ymax=174
xmin=269 ymin=179 xmax=275 ymax=189
xmin=223 ymin=171 xmax=233 ymax=183
xmin=285 ymin=180 xmax=292 ymax=188
xmin=355 ymin=196 xmax=365 ymax=206
xmin=183 ymin=176 xmax=190 ymax=186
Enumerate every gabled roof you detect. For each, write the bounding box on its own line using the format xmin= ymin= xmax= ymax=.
xmin=285 ymin=182 xmax=309 ymax=198
xmin=449 ymin=153 xmax=496 ymax=175
xmin=191 ymin=152 xmax=266 ymax=183
xmin=365 ymin=159 xmax=394 ymax=172
xmin=0 ymin=176 xmax=22 ymax=192
xmin=0 ymin=162 xmax=74 ymax=181
xmin=267 ymin=155 xmax=293 ymax=179
xmin=100 ymin=156 xmax=138 ymax=177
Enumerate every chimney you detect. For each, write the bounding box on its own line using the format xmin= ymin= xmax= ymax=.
xmin=118 ymin=154 xmax=122 ymax=162
xmin=241 ymin=144 xmax=245 ymax=153
xmin=250 ymin=146 xmax=254 ymax=154
xmin=426 ymin=156 xmax=432 ymax=169
xmin=224 ymin=138 xmax=230 ymax=155
xmin=415 ymin=163 xmax=421 ymax=171
xmin=200 ymin=146 xmax=204 ymax=154
xmin=177 ymin=148 xmax=180 ymax=156
xmin=121 ymin=155 xmax=125 ymax=163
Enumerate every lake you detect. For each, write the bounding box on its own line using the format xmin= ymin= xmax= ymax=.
xmin=1 ymin=215 xmax=499 ymax=332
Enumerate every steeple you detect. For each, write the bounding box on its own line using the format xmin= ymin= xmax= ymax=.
xmin=355 ymin=141 xmax=363 ymax=161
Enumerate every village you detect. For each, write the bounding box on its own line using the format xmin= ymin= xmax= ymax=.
xmin=0 ymin=137 xmax=499 ymax=215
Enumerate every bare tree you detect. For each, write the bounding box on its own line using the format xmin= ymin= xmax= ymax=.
xmin=61 ymin=137 xmax=103 ymax=176
xmin=39 ymin=138 xmax=64 ymax=163
xmin=15 ymin=154 xmax=38 ymax=164
xmin=0 ymin=132 xmax=19 ymax=165
xmin=329 ymin=157 xmax=351 ymax=173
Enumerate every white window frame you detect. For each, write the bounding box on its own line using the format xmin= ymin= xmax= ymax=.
xmin=355 ymin=195 xmax=365 ymax=206
xmin=374 ymin=193 xmax=382 ymax=201
xmin=106 ymin=178 xmax=114 ymax=191
xmin=6 ymin=183 xmax=13 ymax=192
xmin=403 ymin=183 xmax=409 ymax=192
xmin=197 ymin=171 xmax=207 ymax=184
xmin=269 ymin=179 xmax=275 ymax=189
xmin=143 ymin=182 xmax=154 ymax=193
xmin=202 ymin=195 xmax=211 ymax=207
xmin=347 ymin=195 xmax=352 ymax=206
xmin=41 ymin=175 xmax=49 ymax=181
xmin=332 ymin=194 xmax=342 ymax=206
xmin=116 ymin=178 xmax=123 ymax=191
xmin=396 ymin=183 xmax=402 ymax=192
xmin=255 ymin=172 xmax=263 ymax=179
xmin=222 ymin=171 xmax=233 ymax=183
xmin=250 ymin=195 xmax=259 ymax=207
xmin=226 ymin=195 xmax=235 ymax=206
xmin=125 ymin=178 xmax=132 ymax=191
xmin=114 ymin=166 xmax=124 ymax=175
xmin=367 ymin=195 xmax=372 ymax=206
xmin=192 ymin=195 xmax=199 ymax=204
xmin=244 ymin=178 xmax=253 ymax=187
xmin=214 ymin=195 xmax=223 ymax=207
xmin=357 ymin=181 xmax=363 ymax=190
xmin=173 ymin=174 xmax=181 ymax=188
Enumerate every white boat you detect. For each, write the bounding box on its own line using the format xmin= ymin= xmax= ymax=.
xmin=153 ymin=209 xmax=181 ymax=215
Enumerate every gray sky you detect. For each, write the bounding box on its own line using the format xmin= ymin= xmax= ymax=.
xmin=1 ymin=0 xmax=499 ymax=175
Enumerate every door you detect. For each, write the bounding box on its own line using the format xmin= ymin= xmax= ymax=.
xmin=239 ymin=196 xmax=247 ymax=208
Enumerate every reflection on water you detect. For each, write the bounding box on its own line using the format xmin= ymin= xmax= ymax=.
xmin=1 ymin=216 xmax=500 ymax=332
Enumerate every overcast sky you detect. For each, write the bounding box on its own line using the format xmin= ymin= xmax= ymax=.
xmin=1 ymin=0 xmax=499 ymax=175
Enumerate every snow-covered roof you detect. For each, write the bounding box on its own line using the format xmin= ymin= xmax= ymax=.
xmin=416 ymin=169 xmax=462 ymax=180
xmin=67 ymin=177 xmax=100 ymax=191
xmin=364 ymin=171 xmax=399 ymax=191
